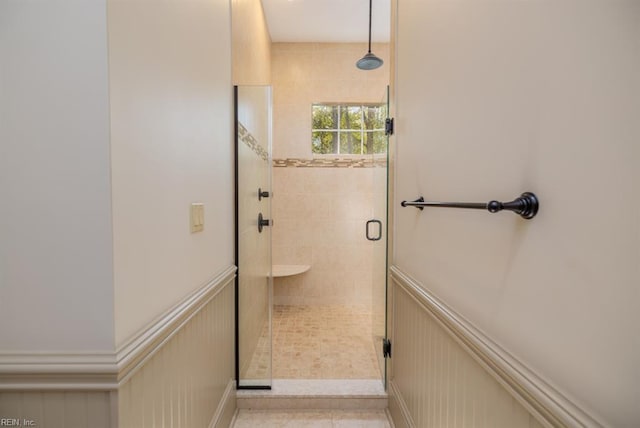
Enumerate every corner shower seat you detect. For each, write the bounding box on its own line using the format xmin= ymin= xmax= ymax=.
xmin=272 ymin=264 xmax=310 ymax=278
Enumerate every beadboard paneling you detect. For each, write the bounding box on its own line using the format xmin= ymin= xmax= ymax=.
xmin=118 ymin=280 xmax=235 ymax=428
xmin=0 ymin=391 xmax=114 ymax=428
xmin=389 ymin=273 xmax=545 ymax=428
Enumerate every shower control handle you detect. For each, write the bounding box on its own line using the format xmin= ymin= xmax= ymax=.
xmin=258 ymin=213 xmax=271 ymax=233
xmin=258 ymin=188 xmax=270 ymax=201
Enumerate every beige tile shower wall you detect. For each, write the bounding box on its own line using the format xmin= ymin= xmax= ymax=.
xmin=389 ymin=279 xmax=544 ymax=428
xmin=272 ymin=167 xmax=374 ymax=306
xmin=0 ymin=392 xmax=114 ymax=428
xmin=271 ymin=43 xmax=389 ymax=159
xmin=118 ymin=280 xmax=235 ymax=428
xmin=271 ymin=43 xmax=389 ymax=306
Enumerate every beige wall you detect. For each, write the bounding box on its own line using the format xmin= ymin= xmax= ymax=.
xmin=232 ymin=0 xmax=271 ymax=85
xmin=394 ymin=1 xmax=639 ymax=426
xmin=0 ymin=0 xmax=236 ymax=355
xmin=108 ymin=0 xmax=234 ymax=347
xmin=271 ymin=43 xmax=389 ymax=306
xmin=2 ymin=0 xmax=236 ymax=424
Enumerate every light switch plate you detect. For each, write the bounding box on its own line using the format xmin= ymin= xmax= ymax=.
xmin=190 ymin=203 xmax=204 ymax=233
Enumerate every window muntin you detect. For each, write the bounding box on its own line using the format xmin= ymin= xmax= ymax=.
xmin=312 ymin=104 xmax=387 ymax=155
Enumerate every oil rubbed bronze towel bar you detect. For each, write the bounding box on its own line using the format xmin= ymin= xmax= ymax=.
xmin=401 ymin=192 xmax=539 ymax=219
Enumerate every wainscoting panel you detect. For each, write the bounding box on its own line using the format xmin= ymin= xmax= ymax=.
xmin=0 ymin=268 xmax=236 ymax=428
xmin=0 ymin=391 xmax=114 ymax=428
xmin=389 ymin=266 xmax=603 ymax=428
xmin=118 ymin=279 xmax=235 ymax=428
xmin=389 ymin=268 xmax=545 ymax=428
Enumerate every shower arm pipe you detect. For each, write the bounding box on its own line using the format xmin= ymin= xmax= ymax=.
xmin=400 ymin=192 xmax=539 ymax=220
xmin=367 ymin=0 xmax=373 ymax=54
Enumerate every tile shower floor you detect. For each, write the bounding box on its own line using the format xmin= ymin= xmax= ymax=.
xmin=244 ymin=305 xmax=382 ymax=380
xmin=232 ymin=409 xmax=391 ymax=428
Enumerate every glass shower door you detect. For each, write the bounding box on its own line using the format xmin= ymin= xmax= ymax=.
xmin=235 ymin=85 xmax=272 ymax=389
xmin=370 ymin=86 xmax=390 ymax=388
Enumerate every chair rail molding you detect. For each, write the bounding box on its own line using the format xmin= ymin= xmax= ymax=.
xmin=0 ymin=265 xmax=237 ymax=391
xmin=389 ymin=265 xmax=605 ymax=428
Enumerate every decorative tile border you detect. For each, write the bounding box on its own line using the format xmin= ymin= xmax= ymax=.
xmin=238 ymin=122 xmax=389 ymax=168
xmin=238 ymin=122 xmax=268 ymax=161
xmin=273 ymin=157 xmax=387 ymax=168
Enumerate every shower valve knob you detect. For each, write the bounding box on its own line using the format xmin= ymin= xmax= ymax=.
xmin=258 ymin=188 xmax=270 ymax=201
xmin=258 ymin=213 xmax=271 ymax=233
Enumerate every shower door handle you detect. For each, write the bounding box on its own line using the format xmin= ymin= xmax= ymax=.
xmin=366 ymin=219 xmax=382 ymax=241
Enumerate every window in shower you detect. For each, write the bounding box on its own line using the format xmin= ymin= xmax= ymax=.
xmin=312 ymin=104 xmax=387 ymax=155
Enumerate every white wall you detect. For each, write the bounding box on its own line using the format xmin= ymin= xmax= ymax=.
xmin=0 ymin=0 xmax=115 ymax=352
xmin=394 ymin=1 xmax=639 ymax=426
xmin=107 ymin=0 xmax=234 ymax=347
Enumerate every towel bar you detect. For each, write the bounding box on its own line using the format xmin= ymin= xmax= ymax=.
xmin=401 ymin=192 xmax=539 ymax=219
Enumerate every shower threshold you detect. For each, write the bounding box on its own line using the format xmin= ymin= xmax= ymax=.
xmin=236 ymin=379 xmax=387 ymax=410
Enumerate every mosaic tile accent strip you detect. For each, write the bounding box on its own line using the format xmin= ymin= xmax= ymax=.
xmin=239 ymin=122 xmax=269 ymax=161
xmin=273 ymin=158 xmax=387 ymax=168
xmin=243 ymin=305 xmax=381 ymax=380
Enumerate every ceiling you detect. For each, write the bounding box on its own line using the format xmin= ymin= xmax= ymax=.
xmin=261 ymin=0 xmax=391 ymax=43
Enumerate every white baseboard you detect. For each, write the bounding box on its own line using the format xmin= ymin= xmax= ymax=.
xmin=388 ymin=380 xmax=415 ymax=428
xmin=384 ymin=408 xmax=396 ymax=428
xmin=209 ymin=380 xmax=237 ymax=428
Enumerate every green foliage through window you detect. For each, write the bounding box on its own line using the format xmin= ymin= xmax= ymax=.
xmin=312 ymin=104 xmax=387 ymax=155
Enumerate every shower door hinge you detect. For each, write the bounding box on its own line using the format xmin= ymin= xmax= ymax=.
xmin=385 ymin=118 xmax=394 ymax=136
xmin=383 ymin=338 xmax=392 ymax=358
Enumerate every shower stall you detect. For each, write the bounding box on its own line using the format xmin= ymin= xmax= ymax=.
xmin=235 ymin=84 xmax=390 ymax=390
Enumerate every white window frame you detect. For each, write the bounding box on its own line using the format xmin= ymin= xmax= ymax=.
xmin=311 ymin=103 xmax=386 ymax=155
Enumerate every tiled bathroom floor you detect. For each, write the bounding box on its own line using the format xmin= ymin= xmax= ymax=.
xmin=232 ymin=409 xmax=391 ymax=428
xmin=244 ymin=305 xmax=381 ymax=380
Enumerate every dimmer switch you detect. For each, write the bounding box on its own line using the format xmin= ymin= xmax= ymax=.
xmin=190 ymin=203 xmax=204 ymax=233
